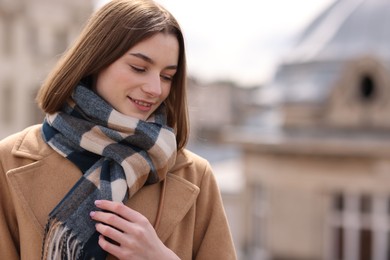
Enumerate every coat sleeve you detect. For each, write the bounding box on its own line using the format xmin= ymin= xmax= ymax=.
xmin=0 ymin=141 xmax=20 ymax=259
xmin=193 ymin=161 xmax=237 ymax=260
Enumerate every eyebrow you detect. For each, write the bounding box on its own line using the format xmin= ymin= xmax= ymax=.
xmin=129 ymin=52 xmax=177 ymax=70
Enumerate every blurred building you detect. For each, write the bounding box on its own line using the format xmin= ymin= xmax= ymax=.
xmin=187 ymin=77 xmax=258 ymax=144
xmin=227 ymin=0 xmax=390 ymax=259
xmin=0 ymin=0 xmax=93 ymax=139
xmin=0 ymin=1 xmax=256 ymax=257
xmin=186 ymin=78 xmax=258 ymax=258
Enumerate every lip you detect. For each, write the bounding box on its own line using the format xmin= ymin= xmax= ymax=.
xmin=128 ymin=96 xmax=155 ymax=112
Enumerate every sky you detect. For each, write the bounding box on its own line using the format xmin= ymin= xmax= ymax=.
xmin=95 ymin=0 xmax=334 ymax=86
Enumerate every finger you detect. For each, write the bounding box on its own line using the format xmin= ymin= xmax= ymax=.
xmin=90 ymin=210 xmax=131 ymax=232
xmin=94 ymin=200 xmax=144 ymax=223
xmin=97 ymin=234 xmax=124 ymax=258
xmin=95 ymin=222 xmax=125 ymax=247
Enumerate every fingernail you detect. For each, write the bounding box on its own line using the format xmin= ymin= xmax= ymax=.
xmin=90 ymin=211 xmax=95 ymax=217
xmin=94 ymin=200 xmax=101 ymax=206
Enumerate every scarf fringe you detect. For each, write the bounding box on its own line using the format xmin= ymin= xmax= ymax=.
xmin=42 ymin=219 xmax=83 ymax=260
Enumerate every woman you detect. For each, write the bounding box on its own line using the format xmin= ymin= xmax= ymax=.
xmin=0 ymin=0 xmax=236 ymax=259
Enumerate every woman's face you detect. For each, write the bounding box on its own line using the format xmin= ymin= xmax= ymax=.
xmin=95 ymin=33 xmax=179 ymax=120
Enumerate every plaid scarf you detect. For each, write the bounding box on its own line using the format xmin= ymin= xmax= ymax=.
xmin=40 ymin=84 xmax=177 ymax=259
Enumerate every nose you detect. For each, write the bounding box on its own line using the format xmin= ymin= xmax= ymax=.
xmin=141 ymin=74 xmax=162 ymax=97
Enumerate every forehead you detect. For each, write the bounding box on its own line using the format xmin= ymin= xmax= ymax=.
xmin=128 ymin=33 xmax=180 ymax=64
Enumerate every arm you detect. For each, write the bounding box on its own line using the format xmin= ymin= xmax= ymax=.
xmin=0 ymin=149 xmax=20 ymax=259
xmin=193 ymin=162 xmax=237 ymax=260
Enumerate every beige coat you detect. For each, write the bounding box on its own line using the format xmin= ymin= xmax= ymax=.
xmin=0 ymin=125 xmax=236 ymax=260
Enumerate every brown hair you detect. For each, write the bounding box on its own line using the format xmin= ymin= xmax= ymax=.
xmin=36 ymin=0 xmax=189 ymax=150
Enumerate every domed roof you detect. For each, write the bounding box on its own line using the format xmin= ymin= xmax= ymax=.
xmin=288 ymin=0 xmax=390 ymax=62
xmin=260 ymin=0 xmax=390 ymax=105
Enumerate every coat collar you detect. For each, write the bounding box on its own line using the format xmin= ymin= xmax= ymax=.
xmin=7 ymin=125 xmax=199 ymax=241
xmin=11 ymin=125 xmax=54 ymax=160
xmin=13 ymin=125 xmax=193 ymax=172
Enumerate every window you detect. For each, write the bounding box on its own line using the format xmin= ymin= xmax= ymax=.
xmin=25 ymin=23 xmax=39 ymax=56
xmin=53 ymin=28 xmax=69 ymax=55
xmin=359 ymin=74 xmax=376 ymax=102
xmin=250 ymin=184 xmax=269 ymax=260
xmin=1 ymin=15 xmax=15 ymax=56
xmin=1 ymin=81 xmax=14 ymax=125
xmin=325 ymin=192 xmax=390 ymax=260
xmin=28 ymin=87 xmax=45 ymax=125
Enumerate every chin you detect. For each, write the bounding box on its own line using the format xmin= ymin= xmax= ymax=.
xmin=130 ymin=113 xmax=148 ymax=121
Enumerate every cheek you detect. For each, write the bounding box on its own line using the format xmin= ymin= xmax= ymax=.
xmin=95 ymin=69 xmax=111 ymax=93
xmin=95 ymin=66 xmax=127 ymax=97
xmin=95 ymin=83 xmax=112 ymax=103
xmin=162 ymin=84 xmax=172 ymax=99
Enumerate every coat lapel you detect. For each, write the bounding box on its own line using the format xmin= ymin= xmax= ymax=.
xmin=6 ymin=148 xmax=83 ymax=234
xmin=157 ymin=174 xmax=200 ymax=241
xmin=126 ymin=173 xmax=199 ymax=241
xmin=6 ymin=125 xmax=199 ymax=241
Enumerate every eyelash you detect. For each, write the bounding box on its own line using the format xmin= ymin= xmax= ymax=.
xmin=130 ymin=65 xmax=145 ymax=73
xmin=130 ymin=65 xmax=173 ymax=82
xmin=161 ymin=74 xmax=173 ymax=82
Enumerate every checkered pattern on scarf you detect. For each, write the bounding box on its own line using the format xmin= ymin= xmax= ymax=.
xmin=41 ymin=84 xmax=177 ymax=260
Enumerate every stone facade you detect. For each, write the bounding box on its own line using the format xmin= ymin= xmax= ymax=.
xmin=230 ymin=0 xmax=390 ymax=259
xmin=0 ymin=0 xmax=93 ymax=139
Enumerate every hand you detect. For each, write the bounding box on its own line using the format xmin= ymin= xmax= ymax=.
xmin=90 ymin=200 xmax=180 ymax=260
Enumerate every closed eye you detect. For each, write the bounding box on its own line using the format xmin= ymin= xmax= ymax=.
xmin=130 ymin=65 xmax=146 ymax=73
xmin=161 ymin=74 xmax=174 ymax=82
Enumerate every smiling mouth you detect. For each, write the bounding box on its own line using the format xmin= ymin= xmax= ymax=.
xmin=128 ymin=97 xmax=153 ymax=107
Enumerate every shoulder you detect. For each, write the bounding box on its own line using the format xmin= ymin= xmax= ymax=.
xmin=170 ymin=149 xmax=215 ymax=187
xmin=173 ymin=149 xmax=211 ymax=173
xmin=182 ymin=149 xmax=210 ymax=169
xmin=0 ymin=126 xmax=35 ymax=157
xmin=0 ymin=125 xmax=42 ymax=148
xmin=0 ymin=125 xmax=52 ymax=167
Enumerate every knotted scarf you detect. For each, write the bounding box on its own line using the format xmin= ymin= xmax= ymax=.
xmin=41 ymin=84 xmax=177 ymax=259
